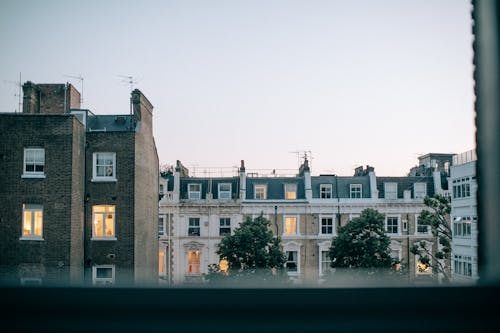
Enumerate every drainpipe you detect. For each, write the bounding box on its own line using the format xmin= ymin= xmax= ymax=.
xmin=274 ymin=205 xmax=279 ymax=235
xmin=407 ymin=213 xmax=411 ymax=283
xmin=335 ymin=175 xmax=341 ymax=229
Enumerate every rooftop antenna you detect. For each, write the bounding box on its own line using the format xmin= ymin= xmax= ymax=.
xmin=63 ymin=74 xmax=84 ymax=105
xmin=289 ymin=150 xmax=313 ymax=171
xmin=117 ymin=75 xmax=139 ymax=92
xmin=3 ymin=72 xmax=22 ymax=112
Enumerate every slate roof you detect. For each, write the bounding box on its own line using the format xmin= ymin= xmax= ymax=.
xmin=246 ymin=177 xmax=306 ymax=200
xmin=87 ymin=115 xmax=135 ymax=132
xmin=180 ymin=177 xmax=240 ymax=200
xmin=311 ymin=175 xmax=371 ymax=198
xmin=376 ymin=176 xmax=435 ymax=199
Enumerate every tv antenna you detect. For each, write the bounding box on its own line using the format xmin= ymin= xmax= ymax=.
xmin=63 ymin=74 xmax=84 ymax=105
xmin=289 ymin=150 xmax=313 ymax=170
xmin=117 ymin=75 xmax=140 ymax=91
xmin=3 ymin=72 xmax=22 ymax=112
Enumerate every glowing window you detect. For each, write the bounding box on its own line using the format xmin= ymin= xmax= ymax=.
xmin=187 ymin=251 xmax=200 ymax=275
xmin=92 ymin=205 xmax=115 ymax=239
xmin=284 ymin=216 xmax=297 ymax=235
xmin=219 ymin=258 xmax=229 ymax=273
xmin=285 ymin=183 xmax=297 ymax=199
xmin=416 ymin=256 xmax=432 ymax=275
xmin=159 ymin=251 xmax=165 ymax=274
xmin=254 ymin=184 xmax=267 ymax=199
xmin=21 ymin=204 xmax=43 ymax=239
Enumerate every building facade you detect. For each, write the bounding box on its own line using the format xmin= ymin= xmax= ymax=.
xmin=449 ymin=149 xmax=478 ymax=282
xmin=159 ymin=155 xmax=453 ymax=285
xmin=0 ymin=81 xmax=159 ymax=286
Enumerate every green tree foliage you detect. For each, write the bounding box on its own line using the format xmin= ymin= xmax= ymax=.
xmin=329 ymin=208 xmax=394 ymax=273
xmin=410 ymin=194 xmax=452 ymax=282
xmin=205 ymin=214 xmax=287 ymax=285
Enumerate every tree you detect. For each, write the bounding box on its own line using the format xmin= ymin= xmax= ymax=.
xmin=410 ymin=194 xmax=452 ymax=282
xmin=204 ymin=214 xmax=287 ymax=286
xmin=328 ymin=208 xmax=395 ymax=280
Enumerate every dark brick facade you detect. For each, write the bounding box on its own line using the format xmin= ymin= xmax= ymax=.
xmin=1 ymin=82 xmax=159 ymax=287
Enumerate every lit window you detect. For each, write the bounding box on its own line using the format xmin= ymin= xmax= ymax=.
xmin=384 ymin=182 xmax=398 ymax=199
xmin=187 ymin=251 xmax=200 ymax=275
xmin=320 ymin=216 xmax=333 ymax=235
xmin=386 ymin=216 xmax=399 ymax=234
xmin=159 ymin=251 xmax=165 ymax=274
xmin=349 ymin=184 xmax=362 ymax=198
xmin=92 ymin=265 xmax=115 ymax=286
xmin=320 ymin=184 xmax=332 ymax=199
xmin=188 ymin=183 xmax=201 ymax=200
xmin=285 ymin=183 xmax=297 ymax=199
xmin=23 ymin=148 xmax=45 ymax=177
xmin=320 ymin=251 xmax=332 ymax=276
xmin=285 ymin=251 xmax=298 ymax=273
xmin=254 ymin=184 xmax=267 ymax=199
xmin=414 ymin=182 xmax=427 ymax=199
xmin=21 ymin=204 xmax=43 ymax=239
xmin=92 ymin=152 xmax=116 ymax=181
xmin=284 ymin=216 xmax=298 ymax=235
xmin=416 ymin=256 xmax=432 ymax=275
xmin=188 ymin=218 xmax=200 ymax=236
xmin=219 ymin=258 xmax=229 ymax=273
xmin=218 ymin=183 xmax=232 ymax=199
xmin=219 ymin=218 xmax=231 ymax=236
xmin=92 ymin=205 xmax=115 ymax=239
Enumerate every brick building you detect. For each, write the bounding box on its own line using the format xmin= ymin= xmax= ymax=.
xmin=0 ymin=81 xmax=159 ymax=286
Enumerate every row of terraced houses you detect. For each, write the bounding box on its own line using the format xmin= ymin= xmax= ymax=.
xmin=0 ymin=81 xmax=477 ymax=286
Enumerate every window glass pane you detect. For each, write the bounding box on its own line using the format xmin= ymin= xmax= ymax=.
xmin=23 ymin=210 xmax=32 ymax=236
xmin=96 ymin=268 xmax=113 ymax=278
xmin=94 ymin=214 xmax=103 ymax=237
xmin=105 ymin=214 xmax=114 ymax=236
xmin=34 ymin=211 xmax=43 ymax=236
xmin=285 ymin=217 xmax=297 ymax=234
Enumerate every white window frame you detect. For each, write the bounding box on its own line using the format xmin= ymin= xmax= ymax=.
xmin=22 ymin=148 xmax=45 ymax=178
xmin=187 ymin=250 xmax=201 ymax=275
xmin=349 ymin=184 xmax=362 ymax=198
xmin=254 ymin=184 xmax=267 ymax=200
xmin=320 ymin=184 xmax=332 ymax=199
xmin=92 ymin=265 xmax=115 ymax=286
xmin=385 ymin=215 xmax=400 ymax=235
xmin=218 ymin=183 xmax=232 ymax=200
xmin=188 ymin=217 xmax=200 ymax=236
xmin=91 ymin=205 xmax=116 ymax=240
xmin=219 ymin=217 xmax=231 ymax=236
xmin=319 ymin=215 xmax=334 ymax=236
xmin=320 ymin=250 xmax=332 ymax=277
xmin=384 ymin=182 xmax=398 ymax=199
xmin=92 ymin=152 xmax=116 ymax=182
xmin=284 ymin=183 xmax=297 ymax=200
xmin=283 ymin=241 xmax=301 ymax=276
xmin=283 ymin=215 xmax=299 ymax=236
xmin=188 ymin=183 xmax=202 ymax=200
xmin=20 ymin=277 xmax=42 ymax=286
xmin=158 ymin=215 xmax=165 ymax=236
xmin=414 ymin=182 xmax=427 ymax=199
xmin=349 ymin=214 xmax=360 ymax=221
xmin=415 ymin=214 xmax=431 ymax=235
xmin=20 ymin=204 xmax=43 ymax=240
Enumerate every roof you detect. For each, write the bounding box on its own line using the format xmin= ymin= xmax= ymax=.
xmin=376 ymin=176 xmax=435 ymax=199
xmin=87 ymin=115 xmax=135 ymax=132
xmin=311 ymin=175 xmax=371 ymax=198
xmin=246 ymin=177 xmax=305 ymax=200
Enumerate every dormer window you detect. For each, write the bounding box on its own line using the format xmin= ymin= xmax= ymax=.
xmin=414 ymin=182 xmax=427 ymax=199
xmin=320 ymin=184 xmax=332 ymax=199
xmin=188 ymin=183 xmax=201 ymax=200
xmin=254 ymin=184 xmax=267 ymax=199
xmin=384 ymin=182 xmax=398 ymax=199
xmin=285 ymin=183 xmax=297 ymax=200
xmin=349 ymin=184 xmax=362 ymax=198
xmin=218 ymin=183 xmax=232 ymax=199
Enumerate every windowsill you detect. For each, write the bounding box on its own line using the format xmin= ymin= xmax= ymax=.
xmin=91 ymin=237 xmax=117 ymax=241
xmin=282 ymin=234 xmax=301 ymax=238
xmin=21 ymin=174 xmax=45 ymax=179
xmin=19 ymin=236 xmax=44 ymax=241
xmin=318 ymin=234 xmax=334 ymax=238
xmin=91 ymin=178 xmax=117 ymax=182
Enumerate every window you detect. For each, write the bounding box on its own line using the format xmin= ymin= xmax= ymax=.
xmin=349 ymin=214 xmax=360 ymax=221
xmin=453 ymin=255 xmax=472 ymax=277
xmin=219 ymin=258 xmax=229 ymax=273
xmin=453 ymin=217 xmax=473 ymax=237
xmin=187 ymin=251 xmax=200 ymax=275
xmin=92 ymin=152 xmax=116 ymax=181
xmin=254 ymin=184 xmax=267 ymax=199
xmin=414 ymin=182 xmax=427 ymax=199
xmin=188 ymin=218 xmax=200 ymax=236
xmin=159 ymin=184 xmax=164 ymax=195
xmin=21 ymin=204 xmax=43 ymax=239
xmin=158 ymin=215 xmax=165 ymax=236
xmin=20 ymin=277 xmax=42 ymax=286
xmin=188 ymin=183 xmax=201 ymax=200
xmin=92 ymin=265 xmax=115 ymax=286
xmin=453 ymin=179 xmax=472 ymax=199
xmin=384 ymin=182 xmax=398 ymax=199
xmin=349 ymin=184 xmax=362 ymax=198
xmin=320 ymin=184 xmax=332 ymax=199
xmin=22 ymin=148 xmax=45 ymax=177
xmin=218 ymin=183 xmax=232 ymax=199
xmin=159 ymin=251 xmax=165 ymax=274
xmin=320 ymin=251 xmax=332 ymax=276
xmin=320 ymin=216 xmax=333 ymax=235
xmin=219 ymin=218 xmax=231 ymax=236
xmin=285 ymin=251 xmax=298 ymax=273
xmin=386 ymin=216 xmax=399 ymax=234
xmin=284 ymin=216 xmax=298 ymax=235
xmin=284 ymin=183 xmax=297 ymax=199
xmin=92 ymin=205 xmax=115 ymax=239
xmin=415 ymin=215 xmax=430 ymax=235
xmin=415 ymin=256 xmax=432 ymax=275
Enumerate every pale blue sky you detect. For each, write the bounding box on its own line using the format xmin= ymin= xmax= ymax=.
xmin=0 ymin=0 xmax=474 ymax=176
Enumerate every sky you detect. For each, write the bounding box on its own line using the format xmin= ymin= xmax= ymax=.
xmin=0 ymin=0 xmax=475 ymax=176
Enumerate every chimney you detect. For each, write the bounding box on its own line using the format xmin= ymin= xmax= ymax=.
xmin=22 ymin=81 xmax=40 ymax=114
xmin=132 ymin=89 xmax=153 ymax=126
xmin=299 ymin=158 xmax=312 ymax=200
xmin=239 ymin=160 xmax=246 ymax=200
xmin=22 ymin=82 xmax=80 ymax=114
